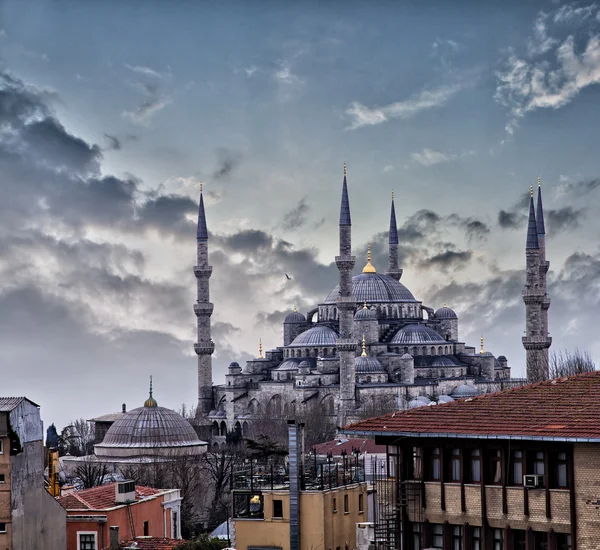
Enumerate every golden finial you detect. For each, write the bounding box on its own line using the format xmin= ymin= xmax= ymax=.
xmin=538 ymin=176 xmax=541 ymax=187
xmin=259 ymin=339 xmax=263 ymax=359
xmin=480 ymin=335 xmax=484 ymax=355
xmin=293 ymin=305 xmax=297 ymax=313
xmin=530 ymin=184 xmax=533 ymax=197
xmin=363 ymin=300 xmax=367 ymax=310
xmin=443 ymin=301 xmax=447 ymax=308
xmin=144 ymin=375 xmax=158 ymax=408
xmin=392 ymin=190 xmax=395 ymax=201
xmin=362 ymin=244 xmax=377 ymax=273
xmin=343 ymin=162 xmax=347 ymax=177
xmin=200 ymin=181 xmax=203 ymax=194
xmin=361 ymin=334 xmax=367 ymax=357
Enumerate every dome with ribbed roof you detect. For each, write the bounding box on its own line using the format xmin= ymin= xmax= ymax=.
xmin=323 ymin=273 xmax=417 ymax=305
xmin=435 ymin=305 xmax=458 ymax=319
xmin=355 ymin=305 xmax=377 ymax=321
xmin=355 ymin=355 xmax=385 ymax=373
xmin=391 ymin=324 xmax=447 ymax=345
xmin=95 ymin=388 xmax=205 ymax=458
xmin=451 ymin=384 xmax=479 ymax=398
xmin=284 ymin=308 xmax=306 ymax=324
xmin=289 ymin=326 xmax=337 ymax=347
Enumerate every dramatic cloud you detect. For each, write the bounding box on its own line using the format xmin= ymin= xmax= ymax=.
xmin=212 ymin=148 xmax=241 ymax=180
xmin=282 ymin=198 xmax=310 ymax=231
xmin=419 ymin=249 xmax=473 ymax=271
xmin=498 ymin=209 xmax=527 ymax=229
xmin=345 ymin=83 xmax=462 ymax=129
xmin=546 ymin=206 xmax=586 ymax=231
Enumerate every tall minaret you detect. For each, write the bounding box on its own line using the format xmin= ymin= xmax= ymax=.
xmin=336 ymin=164 xmax=357 ymax=411
xmin=522 ymin=184 xmax=551 ymax=383
xmin=194 ymin=184 xmax=215 ymax=416
xmin=385 ymin=191 xmax=403 ymax=281
xmin=537 ymin=177 xmax=551 ymax=361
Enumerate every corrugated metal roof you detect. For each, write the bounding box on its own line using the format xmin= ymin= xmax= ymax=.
xmin=343 ymin=372 xmax=600 ymax=441
xmin=0 ymin=397 xmax=39 ymax=411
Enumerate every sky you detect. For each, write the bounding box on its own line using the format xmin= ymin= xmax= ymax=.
xmin=1 ymin=0 xmax=600 ymax=429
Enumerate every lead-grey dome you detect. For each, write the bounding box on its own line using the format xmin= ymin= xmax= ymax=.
xmin=284 ymin=310 xmax=306 ymax=323
xmin=323 ymin=273 xmax=417 ymax=304
xmin=451 ymin=384 xmax=479 ymax=398
xmin=355 ymin=355 xmax=385 ymax=373
xmin=289 ymin=326 xmax=337 ymax=347
xmin=95 ymin=396 xmax=204 ymax=457
xmin=435 ymin=306 xmax=458 ymax=319
xmin=275 ymin=360 xmax=300 ymax=371
xmin=354 ymin=306 xmax=377 ymax=321
xmin=391 ymin=324 xmax=447 ymax=345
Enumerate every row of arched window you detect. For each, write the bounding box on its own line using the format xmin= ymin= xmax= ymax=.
xmin=284 ymin=347 xmax=335 ymax=358
xmin=319 ymin=304 xmax=421 ymax=321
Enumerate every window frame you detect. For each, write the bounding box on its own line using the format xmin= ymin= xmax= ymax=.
xmin=77 ymin=531 xmax=98 ymax=550
xmin=332 ymin=497 xmax=337 ymax=513
xmin=431 ymin=524 xmax=443 ymax=549
xmin=358 ymin=493 xmax=364 ymax=514
xmin=552 ymin=451 xmax=568 ymax=489
xmin=469 ymin=449 xmax=481 ymax=483
xmin=488 ymin=449 xmax=502 ymax=485
xmin=428 ymin=447 xmax=441 ymax=481
xmin=471 ymin=526 xmax=481 ymax=550
xmin=0 ymin=473 xmax=5 ymax=484
xmin=343 ymin=494 xmax=349 ymax=514
xmin=451 ymin=525 xmax=463 ymax=550
xmin=511 ymin=450 xmax=524 ymax=486
xmin=449 ymin=448 xmax=461 ymax=482
xmin=273 ymin=499 xmax=284 ymax=518
xmin=492 ymin=528 xmax=503 ymax=550
xmin=0 ymin=523 xmax=6 ymax=534
xmin=0 ymin=439 xmax=3 ymax=454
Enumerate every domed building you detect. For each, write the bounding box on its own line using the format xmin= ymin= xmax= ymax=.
xmin=193 ymin=167 xmax=525 ymax=434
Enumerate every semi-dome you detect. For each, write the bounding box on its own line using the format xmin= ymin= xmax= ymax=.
xmin=323 ymin=273 xmax=417 ymax=305
xmin=431 ymin=356 xmax=459 ymax=368
xmin=275 ymin=359 xmax=300 ymax=371
xmin=289 ymin=326 xmax=337 ymax=347
xmin=391 ymin=324 xmax=447 ymax=345
xmin=95 ymin=388 xmax=205 ymax=458
xmin=355 ymin=355 xmax=385 ymax=373
xmin=451 ymin=384 xmax=480 ymax=398
xmin=284 ymin=308 xmax=306 ymax=324
xmin=435 ymin=305 xmax=458 ymax=319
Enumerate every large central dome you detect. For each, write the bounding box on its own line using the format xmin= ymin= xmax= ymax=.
xmin=323 ymin=272 xmax=417 ymax=304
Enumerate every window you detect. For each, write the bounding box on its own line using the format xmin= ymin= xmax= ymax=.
xmin=358 ymin=494 xmax=364 ymax=513
xmin=0 ymin=474 xmax=4 ymax=483
xmin=489 ymin=450 xmax=502 ymax=484
xmin=451 ymin=526 xmax=463 ymax=550
xmin=449 ymin=449 xmax=461 ymax=482
xmin=533 ymin=451 xmax=545 ymax=476
xmin=470 ymin=450 xmax=481 ymax=483
xmin=172 ymin=510 xmax=178 ymax=539
xmin=492 ymin=528 xmax=503 ymax=550
xmin=412 ymin=523 xmax=422 ymax=550
xmin=553 ymin=452 xmax=568 ymax=488
xmin=511 ymin=450 xmax=524 ymax=485
xmin=0 ymin=439 xmax=3 ymax=453
xmin=332 ymin=497 xmax=337 ymax=513
xmin=513 ymin=530 xmax=526 ymax=550
xmin=143 ymin=521 xmax=149 ymax=536
xmin=0 ymin=523 xmax=6 ymax=534
xmin=344 ymin=494 xmax=349 ymax=513
xmin=412 ymin=447 xmax=423 ymax=479
xmin=557 ymin=534 xmax=572 ymax=550
xmin=471 ymin=527 xmax=481 ymax=550
xmin=273 ymin=499 xmax=283 ymax=518
xmin=77 ymin=532 xmax=97 ymax=550
xmin=431 ymin=524 xmax=443 ymax=548
xmin=429 ymin=448 xmax=441 ymax=481
xmin=533 ymin=532 xmax=548 ymax=550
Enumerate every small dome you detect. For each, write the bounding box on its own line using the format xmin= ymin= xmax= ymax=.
xmin=299 ymin=360 xmax=311 ymax=368
xmin=284 ymin=309 xmax=306 ymax=324
xmin=355 ymin=355 xmax=385 ymax=373
xmin=451 ymin=384 xmax=480 ymax=398
xmin=229 ymin=361 xmax=240 ymax=368
xmin=415 ymin=395 xmax=431 ymax=404
xmin=408 ymin=398 xmax=428 ymax=409
xmin=391 ymin=324 xmax=447 ymax=345
xmin=435 ymin=306 xmax=458 ymax=319
xmin=437 ymin=395 xmax=455 ymax=404
xmin=431 ymin=356 xmax=459 ymax=367
xmin=289 ymin=326 xmax=337 ymax=347
xmin=275 ymin=360 xmax=300 ymax=371
xmin=355 ymin=305 xmax=377 ymax=321
xmin=400 ymin=353 xmax=414 ymax=359
xmin=498 ymin=355 xmax=507 ymax=362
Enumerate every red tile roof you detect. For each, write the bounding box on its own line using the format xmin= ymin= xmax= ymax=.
xmin=312 ymin=438 xmax=386 ymax=456
xmin=343 ymin=372 xmax=600 ymax=442
xmin=102 ymin=538 xmax=183 ymax=549
xmin=58 ymin=483 xmax=162 ymax=511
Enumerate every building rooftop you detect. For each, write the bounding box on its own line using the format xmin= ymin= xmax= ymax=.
xmin=57 ymin=483 xmax=163 ymax=511
xmin=0 ymin=397 xmax=40 ymax=411
xmin=343 ymin=372 xmax=600 ymax=442
xmin=312 ymin=438 xmax=386 ymax=456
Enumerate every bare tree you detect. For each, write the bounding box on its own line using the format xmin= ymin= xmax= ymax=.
xmin=295 ymin=403 xmax=337 ymax=448
xmin=60 ymin=419 xmax=95 ymax=456
xmin=74 ymin=457 xmax=109 ymax=489
xmin=550 ymin=348 xmax=596 ymax=379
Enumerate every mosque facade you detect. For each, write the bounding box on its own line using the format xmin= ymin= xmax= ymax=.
xmin=194 ymin=168 xmax=550 ymax=440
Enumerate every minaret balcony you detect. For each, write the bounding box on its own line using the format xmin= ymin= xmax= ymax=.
xmin=522 ymin=336 xmax=552 ymax=349
xmin=195 ymin=341 xmax=216 ymax=355
xmin=336 ymin=338 xmax=358 ymax=351
xmin=335 ymin=256 xmax=356 ymax=269
xmin=194 ymin=265 xmax=213 ymax=277
xmin=194 ymin=302 xmax=214 ymax=316
xmin=522 ymin=290 xmax=545 ymax=303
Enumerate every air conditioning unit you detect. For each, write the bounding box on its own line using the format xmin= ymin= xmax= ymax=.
xmin=115 ymin=480 xmax=136 ymax=504
xmin=523 ymin=474 xmax=544 ymax=488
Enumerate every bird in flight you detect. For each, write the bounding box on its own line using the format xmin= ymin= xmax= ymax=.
xmin=285 ymin=273 xmax=292 ymax=280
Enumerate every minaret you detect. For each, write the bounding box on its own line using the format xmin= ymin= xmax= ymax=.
xmin=522 ymin=184 xmax=551 ymax=383
xmin=194 ymin=184 xmax=215 ymax=416
xmin=336 ymin=163 xmax=357 ymax=411
xmin=386 ymin=191 xmax=403 ymax=281
xmin=537 ymin=178 xmax=551 ymax=362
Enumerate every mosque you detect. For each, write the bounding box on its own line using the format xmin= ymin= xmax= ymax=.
xmin=193 ymin=168 xmax=550 ymax=441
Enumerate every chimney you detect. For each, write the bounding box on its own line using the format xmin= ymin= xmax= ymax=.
xmin=122 ymin=403 xmax=126 ymax=413
xmin=109 ymin=526 xmax=120 ymax=549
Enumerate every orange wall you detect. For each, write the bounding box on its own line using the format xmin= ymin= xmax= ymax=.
xmin=66 ymin=497 xmax=172 ymax=550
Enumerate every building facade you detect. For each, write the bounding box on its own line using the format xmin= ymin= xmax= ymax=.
xmin=58 ymin=482 xmax=182 ymax=550
xmin=343 ymin=371 xmax=600 ymax=550
xmin=194 ymin=168 xmax=536 ymax=438
xmin=0 ymin=397 xmax=66 ymax=550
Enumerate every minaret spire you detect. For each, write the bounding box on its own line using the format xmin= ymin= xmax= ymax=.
xmin=523 ymin=182 xmax=551 ymax=383
xmin=194 ymin=183 xmax=215 ymax=418
xmin=336 ymin=163 xmax=357 ymax=414
xmin=386 ymin=190 xmax=403 ymax=281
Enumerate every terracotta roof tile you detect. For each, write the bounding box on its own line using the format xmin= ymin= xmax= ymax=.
xmin=343 ymin=372 xmax=600 ymax=441
xmin=58 ymin=483 xmax=163 ymax=511
xmin=102 ymin=538 xmax=182 ymax=549
xmin=312 ymin=438 xmax=386 ymax=455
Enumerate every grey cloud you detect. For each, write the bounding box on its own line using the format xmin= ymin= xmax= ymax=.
xmin=498 ymin=209 xmax=526 ymax=229
xmin=546 ymin=206 xmax=586 ymax=232
xmin=557 ymin=178 xmax=600 ymax=195
xmin=282 ymin=198 xmax=309 ymax=231
xmin=212 ymin=148 xmax=241 ymax=180
xmin=104 ymin=133 xmax=122 ymax=150
xmin=420 ymin=250 xmax=473 ymax=271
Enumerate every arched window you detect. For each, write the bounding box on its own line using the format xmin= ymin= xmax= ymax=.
xmin=412 ymin=347 xmax=417 ymax=356
xmin=321 ymin=395 xmax=335 ymax=416
xmin=404 ymin=347 xmax=409 ymax=354
xmin=313 ymin=348 xmax=318 ymax=357
xmin=366 ymin=376 xmax=372 ymax=383
xmin=395 ymin=347 xmax=400 ymax=354
xmin=305 ymin=349 xmax=310 ymax=357
xmin=422 ymin=347 xmax=427 ymax=356
xmin=220 ymin=421 xmax=227 ymax=436
xmin=212 ymin=421 xmax=219 ymax=437
xmin=242 ymin=421 xmax=249 ymax=436
xmin=438 ymin=346 xmax=443 ymax=355
xmin=431 ymin=347 xmax=436 ymax=355
xmin=444 ymin=346 xmax=448 ymax=354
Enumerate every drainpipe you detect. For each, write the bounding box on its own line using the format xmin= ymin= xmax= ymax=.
xmin=288 ymin=421 xmax=300 ymax=550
